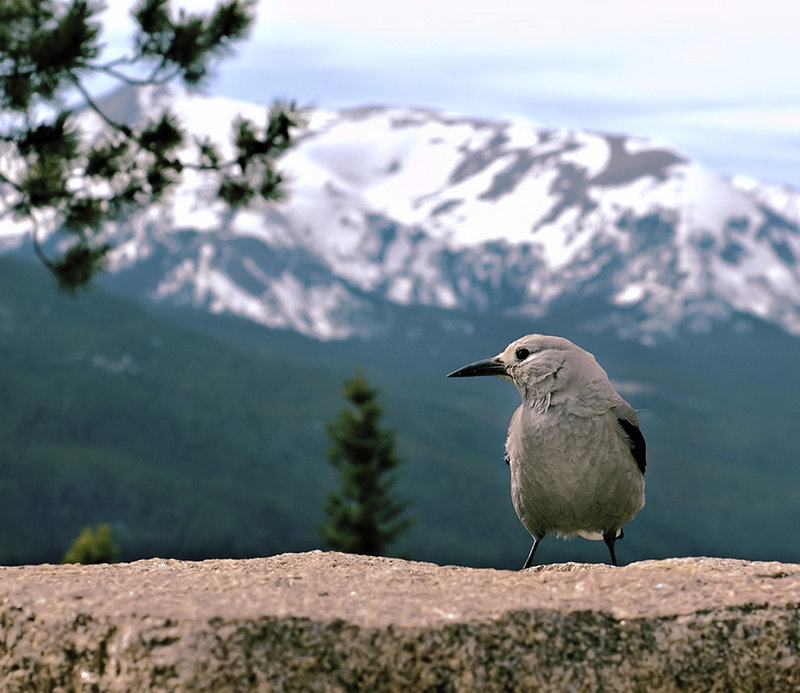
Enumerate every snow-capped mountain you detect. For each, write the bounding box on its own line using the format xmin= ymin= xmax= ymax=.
xmin=5 ymin=87 xmax=800 ymax=342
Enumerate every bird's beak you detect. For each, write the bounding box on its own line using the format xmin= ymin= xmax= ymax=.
xmin=446 ymin=357 xmax=507 ymax=378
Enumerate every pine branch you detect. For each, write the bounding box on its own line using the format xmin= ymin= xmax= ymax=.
xmin=68 ymin=77 xmax=130 ymax=135
xmin=1 ymin=0 xmax=295 ymax=289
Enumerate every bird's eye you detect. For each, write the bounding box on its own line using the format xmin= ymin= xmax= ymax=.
xmin=515 ymin=347 xmax=531 ymax=361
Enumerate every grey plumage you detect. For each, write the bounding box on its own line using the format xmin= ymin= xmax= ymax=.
xmin=447 ymin=334 xmax=646 ymax=567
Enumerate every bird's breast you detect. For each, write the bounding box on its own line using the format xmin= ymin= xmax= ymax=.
xmin=505 ymin=406 xmax=644 ymax=537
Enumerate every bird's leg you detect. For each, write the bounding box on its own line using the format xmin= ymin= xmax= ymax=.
xmin=603 ymin=530 xmax=619 ymax=566
xmin=521 ymin=536 xmax=543 ymax=569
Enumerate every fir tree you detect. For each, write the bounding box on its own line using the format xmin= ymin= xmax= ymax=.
xmin=1 ymin=0 xmax=299 ymax=291
xmin=319 ymin=370 xmax=413 ymax=556
xmin=62 ymin=523 xmax=119 ymax=564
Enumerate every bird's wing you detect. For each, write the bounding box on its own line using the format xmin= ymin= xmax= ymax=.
xmin=612 ymin=404 xmax=647 ymax=475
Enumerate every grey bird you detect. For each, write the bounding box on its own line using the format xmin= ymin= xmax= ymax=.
xmin=447 ymin=334 xmax=646 ymax=567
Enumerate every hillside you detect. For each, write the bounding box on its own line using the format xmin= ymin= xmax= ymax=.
xmin=2 ymin=255 xmax=800 ymax=567
xmin=0 ymin=256 xmax=338 ymax=563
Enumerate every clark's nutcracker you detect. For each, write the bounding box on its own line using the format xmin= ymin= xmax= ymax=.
xmin=447 ymin=334 xmax=646 ymax=567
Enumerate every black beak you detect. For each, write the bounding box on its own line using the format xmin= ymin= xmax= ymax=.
xmin=446 ymin=357 xmax=507 ymax=378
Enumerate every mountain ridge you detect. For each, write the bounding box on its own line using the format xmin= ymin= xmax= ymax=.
xmin=4 ymin=86 xmax=800 ymax=343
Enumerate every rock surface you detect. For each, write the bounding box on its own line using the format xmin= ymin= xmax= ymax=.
xmin=1 ymin=552 xmax=799 ymax=691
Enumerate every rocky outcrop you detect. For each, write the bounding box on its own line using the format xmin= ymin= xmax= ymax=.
xmin=1 ymin=552 xmax=798 ymax=691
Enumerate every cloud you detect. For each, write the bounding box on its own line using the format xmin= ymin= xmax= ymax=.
xmin=91 ymin=0 xmax=800 ymax=187
xmin=263 ymin=0 xmax=800 ymax=46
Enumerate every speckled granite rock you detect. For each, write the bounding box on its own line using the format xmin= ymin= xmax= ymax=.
xmin=0 ymin=552 xmax=799 ymax=691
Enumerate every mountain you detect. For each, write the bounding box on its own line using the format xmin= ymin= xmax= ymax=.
xmin=6 ymin=86 xmax=800 ymax=343
xmin=3 ymin=87 xmax=800 ymax=568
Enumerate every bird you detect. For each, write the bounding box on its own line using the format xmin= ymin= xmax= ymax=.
xmin=447 ymin=334 xmax=646 ymax=568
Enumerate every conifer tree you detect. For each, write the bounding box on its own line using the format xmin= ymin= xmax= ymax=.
xmin=62 ymin=523 xmax=120 ymax=564
xmin=1 ymin=0 xmax=298 ymax=290
xmin=319 ymin=370 xmax=413 ymax=556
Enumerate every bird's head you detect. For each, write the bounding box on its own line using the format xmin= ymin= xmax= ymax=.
xmin=447 ymin=334 xmax=601 ymax=403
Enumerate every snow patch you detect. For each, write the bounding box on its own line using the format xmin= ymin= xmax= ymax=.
xmin=6 ymin=91 xmax=800 ymax=342
xmin=614 ymin=284 xmax=646 ymax=306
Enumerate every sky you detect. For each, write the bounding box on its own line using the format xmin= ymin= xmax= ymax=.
xmin=100 ymin=0 xmax=800 ymax=188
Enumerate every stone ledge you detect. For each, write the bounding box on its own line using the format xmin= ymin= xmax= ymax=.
xmin=1 ymin=552 xmax=799 ymax=691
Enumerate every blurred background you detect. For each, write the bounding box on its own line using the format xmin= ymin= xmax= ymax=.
xmin=1 ymin=0 xmax=799 ymax=568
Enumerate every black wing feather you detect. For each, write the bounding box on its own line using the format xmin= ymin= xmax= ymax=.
xmin=617 ymin=417 xmax=647 ymax=475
